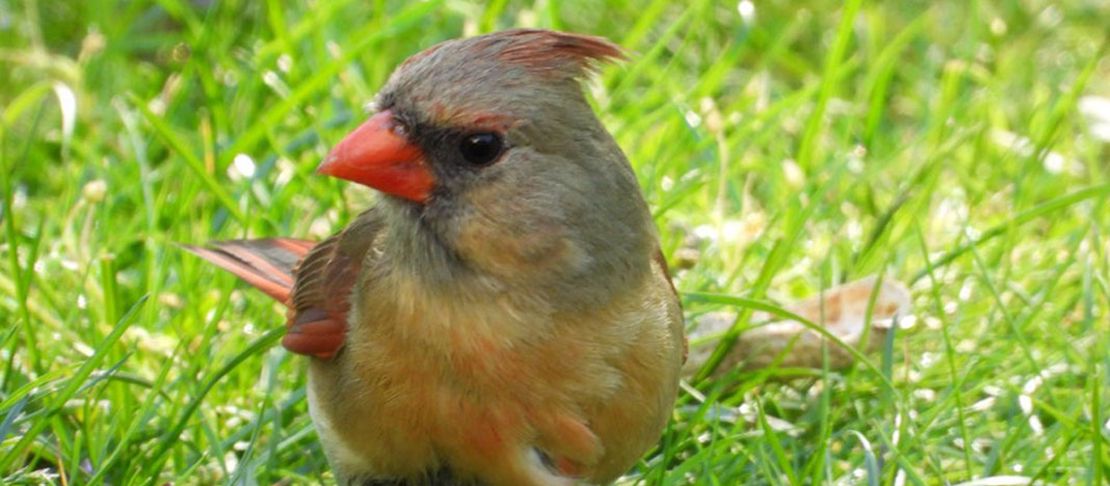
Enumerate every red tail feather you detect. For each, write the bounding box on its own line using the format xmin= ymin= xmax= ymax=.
xmin=183 ymin=239 xmax=315 ymax=305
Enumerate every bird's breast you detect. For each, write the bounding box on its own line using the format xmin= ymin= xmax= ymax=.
xmin=305 ymin=264 xmax=683 ymax=485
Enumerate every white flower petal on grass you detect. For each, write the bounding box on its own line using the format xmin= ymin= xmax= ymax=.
xmin=262 ymin=70 xmax=291 ymax=98
xmin=230 ymin=153 xmax=256 ymax=180
xmin=1078 ymin=95 xmax=1110 ymax=142
xmin=684 ymin=110 xmax=701 ymax=128
xmin=990 ymin=128 xmax=1078 ymax=174
xmin=737 ymin=0 xmax=755 ymax=23
xmin=277 ymin=53 xmax=293 ymax=73
xmin=53 ymin=81 xmax=77 ymax=148
xmin=968 ymin=396 xmax=996 ymax=412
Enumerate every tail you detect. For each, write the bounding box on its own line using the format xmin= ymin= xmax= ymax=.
xmin=182 ymin=239 xmax=316 ymax=304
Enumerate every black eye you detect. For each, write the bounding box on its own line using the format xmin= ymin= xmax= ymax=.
xmin=458 ymin=133 xmax=504 ymax=166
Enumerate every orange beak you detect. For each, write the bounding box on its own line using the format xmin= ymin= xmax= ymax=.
xmin=317 ymin=110 xmax=435 ymax=203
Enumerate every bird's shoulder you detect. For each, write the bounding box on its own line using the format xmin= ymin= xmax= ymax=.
xmin=284 ymin=208 xmax=386 ymax=358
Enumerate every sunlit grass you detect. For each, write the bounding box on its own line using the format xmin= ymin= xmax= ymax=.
xmin=2 ymin=0 xmax=1108 ymax=484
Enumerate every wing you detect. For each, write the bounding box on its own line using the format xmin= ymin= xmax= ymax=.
xmin=653 ymin=248 xmax=687 ymax=364
xmin=184 ymin=209 xmax=383 ymax=359
xmin=285 ymin=209 xmax=383 ymax=358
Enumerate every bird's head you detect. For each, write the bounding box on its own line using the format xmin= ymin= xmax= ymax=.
xmin=318 ymin=29 xmax=655 ymax=304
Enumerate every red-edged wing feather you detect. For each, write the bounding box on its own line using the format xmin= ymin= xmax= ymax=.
xmin=284 ymin=210 xmax=381 ymax=358
xmin=184 ymin=210 xmax=382 ymax=360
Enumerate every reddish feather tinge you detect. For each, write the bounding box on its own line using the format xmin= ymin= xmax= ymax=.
xmin=185 ymin=211 xmax=381 ymax=359
xmin=492 ymin=29 xmax=625 ymax=78
xmin=183 ymin=238 xmax=348 ymax=359
xmin=182 ymin=239 xmax=313 ymax=303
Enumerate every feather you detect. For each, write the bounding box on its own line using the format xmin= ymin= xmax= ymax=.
xmin=181 ymin=238 xmax=313 ymax=303
xmin=492 ymin=29 xmax=625 ymax=77
xmin=184 ymin=210 xmax=383 ymax=359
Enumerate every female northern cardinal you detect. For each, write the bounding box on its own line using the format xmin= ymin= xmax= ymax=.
xmin=188 ymin=29 xmax=686 ymax=485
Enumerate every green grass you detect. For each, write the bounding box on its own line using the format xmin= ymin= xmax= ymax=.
xmin=2 ymin=0 xmax=1109 ymax=484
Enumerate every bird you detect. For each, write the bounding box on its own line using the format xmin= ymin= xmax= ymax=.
xmin=186 ymin=29 xmax=686 ymax=486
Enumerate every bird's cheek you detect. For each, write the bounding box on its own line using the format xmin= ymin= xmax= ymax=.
xmin=455 ymin=220 xmax=585 ymax=280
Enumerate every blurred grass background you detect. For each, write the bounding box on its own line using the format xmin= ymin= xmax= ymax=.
xmin=2 ymin=0 xmax=1109 ymax=484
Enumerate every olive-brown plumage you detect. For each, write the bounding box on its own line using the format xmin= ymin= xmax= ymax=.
xmin=188 ymin=29 xmax=685 ymax=486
